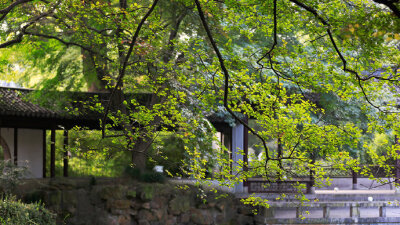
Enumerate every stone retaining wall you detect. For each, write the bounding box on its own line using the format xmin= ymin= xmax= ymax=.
xmin=15 ymin=178 xmax=256 ymax=225
xmin=14 ymin=178 xmax=400 ymax=225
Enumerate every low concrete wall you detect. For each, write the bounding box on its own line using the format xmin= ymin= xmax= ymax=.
xmin=256 ymin=201 xmax=400 ymax=224
xmin=318 ymin=178 xmax=394 ymax=190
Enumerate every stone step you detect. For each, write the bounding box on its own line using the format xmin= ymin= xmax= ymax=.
xmin=255 ymin=217 xmax=400 ymax=225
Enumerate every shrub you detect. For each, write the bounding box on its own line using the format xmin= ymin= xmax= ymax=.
xmin=140 ymin=171 xmax=165 ymax=183
xmin=124 ymin=166 xmax=165 ymax=183
xmin=0 ymin=160 xmax=27 ymax=194
xmin=0 ymin=196 xmax=55 ymax=225
xmin=146 ymin=134 xmax=188 ymax=176
xmin=124 ymin=166 xmax=141 ymax=180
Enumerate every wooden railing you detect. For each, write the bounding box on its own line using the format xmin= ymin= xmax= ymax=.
xmin=247 ymin=179 xmax=312 ymax=193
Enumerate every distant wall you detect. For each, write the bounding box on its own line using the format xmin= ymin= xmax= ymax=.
xmin=0 ymin=128 xmax=43 ymax=178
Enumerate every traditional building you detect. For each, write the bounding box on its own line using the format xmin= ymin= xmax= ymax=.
xmin=0 ymin=87 xmax=100 ymax=178
xmin=0 ymin=86 xmax=248 ymax=189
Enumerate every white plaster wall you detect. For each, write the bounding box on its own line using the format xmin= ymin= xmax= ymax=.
xmin=232 ymin=124 xmax=244 ymax=193
xmin=18 ymin=129 xmax=43 ymax=178
xmin=0 ymin=128 xmax=43 ymax=178
xmin=212 ymin=132 xmax=222 ymax=150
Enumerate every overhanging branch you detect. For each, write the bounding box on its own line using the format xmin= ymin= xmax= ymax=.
xmin=289 ymin=0 xmax=391 ymax=112
xmin=0 ymin=0 xmax=34 ymax=21
xmin=0 ymin=0 xmax=58 ymax=49
xmin=194 ymin=0 xmax=271 ymax=160
xmin=102 ymin=0 xmax=160 ymax=138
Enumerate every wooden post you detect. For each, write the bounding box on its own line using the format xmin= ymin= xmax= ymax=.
xmin=243 ymin=116 xmax=248 ymax=187
xmin=352 ymin=169 xmax=358 ymax=190
xmin=220 ymin=129 xmax=232 ymax=174
xmin=350 ymin=203 xmax=360 ymax=218
xmin=220 ymin=132 xmax=225 ymax=159
xmin=379 ymin=205 xmax=386 ymax=217
xmin=323 ymin=206 xmax=330 ymax=218
xmin=308 ymin=151 xmax=315 ymax=194
xmin=50 ymin=128 xmax=55 ymax=178
xmin=42 ymin=129 xmax=46 ymax=178
xmin=63 ymin=130 xmax=69 ymax=177
xmin=396 ymin=135 xmax=400 ymax=185
xmin=14 ymin=128 xmax=18 ymax=165
xmin=296 ymin=207 xmax=301 ymax=218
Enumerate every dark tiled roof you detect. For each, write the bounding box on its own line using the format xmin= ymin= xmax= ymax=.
xmin=0 ymin=87 xmax=230 ymax=129
xmin=0 ymin=87 xmax=59 ymax=118
xmin=0 ymin=87 xmax=140 ymax=121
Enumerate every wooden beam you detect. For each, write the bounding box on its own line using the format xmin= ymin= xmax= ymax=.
xmin=42 ymin=129 xmax=46 ymax=178
xmin=13 ymin=128 xmax=18 ymax=165
xmin=63 ymin=130 xmax=69 ymax=177
xmin=50 ymin=128 xmax=55 ymax=178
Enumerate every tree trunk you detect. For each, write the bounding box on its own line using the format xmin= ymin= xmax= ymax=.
xmin=124 ymin=8 xmax=185 ymax=171
xmin=131 ymin=139 xmax=150 ymax=171
xmin=82 ymin=49 xmax=107 ymax=92
xmin=80 ymin=1 xmax=108 ymax=92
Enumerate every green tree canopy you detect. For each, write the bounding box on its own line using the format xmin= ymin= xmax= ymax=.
xmin=0 ymin=0 xmax=400 ymax=207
